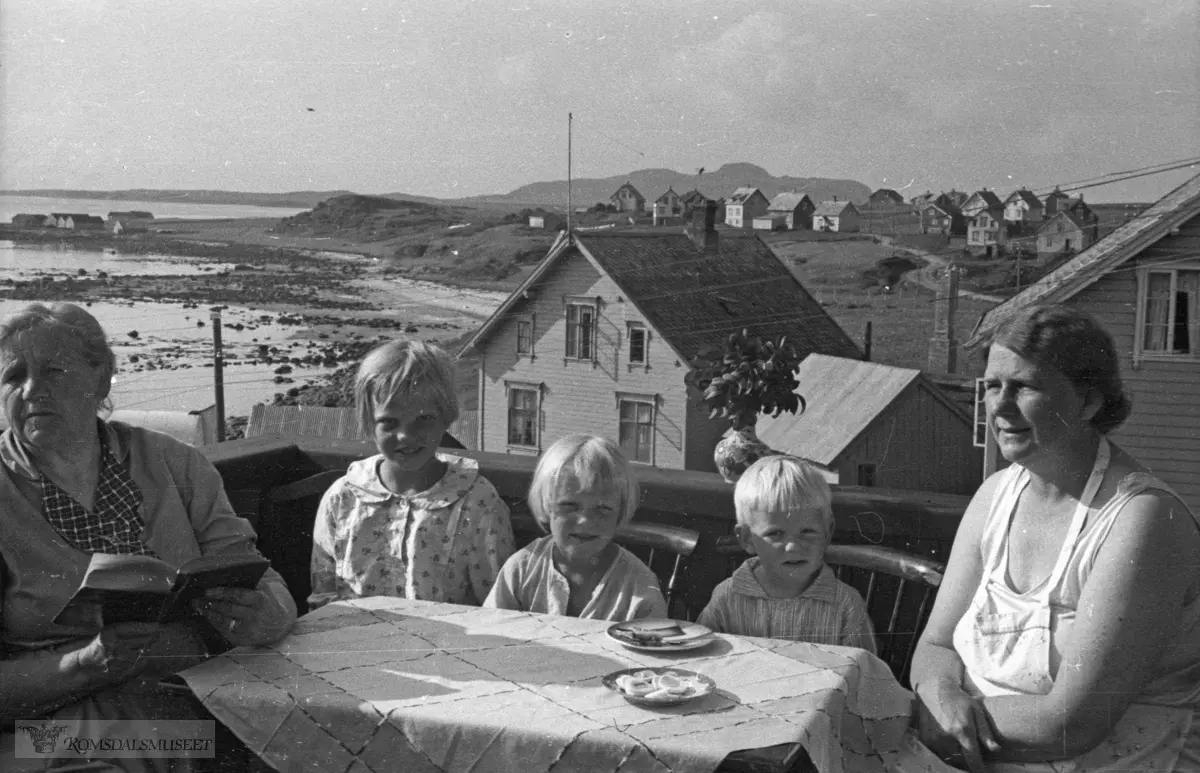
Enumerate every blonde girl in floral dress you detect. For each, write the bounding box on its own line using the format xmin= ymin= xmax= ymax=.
xmin=308 ymin=340 xmax=514 ymax=609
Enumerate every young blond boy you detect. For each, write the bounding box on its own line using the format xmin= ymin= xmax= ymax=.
xmin=698 ymin=456 xmax=876 ymax=652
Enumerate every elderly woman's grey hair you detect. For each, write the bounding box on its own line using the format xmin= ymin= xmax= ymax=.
xmin=354 ymin=338 xmax=460 ymax=436
xmin=0 ymin=302 xmax=116 ymax=409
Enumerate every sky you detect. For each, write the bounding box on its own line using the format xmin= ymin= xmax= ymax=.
xmin=2 ymin=0 xmax=1198 ymax=202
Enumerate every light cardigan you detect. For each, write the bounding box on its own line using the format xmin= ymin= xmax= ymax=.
xmin=308 ymin=453 xmax=514 ymax=609
xmin=484 ymin=535 xmax=668 ymax=622
xmin=0 ymin=420 xmax=295 ymax=655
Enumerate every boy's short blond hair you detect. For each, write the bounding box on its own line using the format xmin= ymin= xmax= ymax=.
xmin=354 ymin=339 xmax=459 ymax=436
xmin=734 ymin=455 xmax=834 ymax=536
xmin=527 ymin=434 xmax=640 ymax=530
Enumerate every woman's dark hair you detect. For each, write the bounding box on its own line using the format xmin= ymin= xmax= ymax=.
xmin=984 ymin=303 xmax=1132 ymax=434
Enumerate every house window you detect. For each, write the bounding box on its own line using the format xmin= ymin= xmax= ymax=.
xmin=627 ymin=324 xmax=647 ymax=365
xmin=506 ymin=384 xmax=540 ymax=448
xmin=618 ymin=397 xmax=655 ymax=463
xmin=1141 ymin=268 xmax=1200 ymax=356
xmin=516 ymin=318 xmax=532 ymax=356
xmin=565 ymin=301 xmax=596 ymax=360
xmin=1044 ymin=236 xmax=1052 ymax=247
xmin=857 ymin=463 xmax=877 ymax=487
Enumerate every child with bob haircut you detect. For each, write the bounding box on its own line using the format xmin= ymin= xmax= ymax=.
xmin=485 ymin=434 xmax=667 ymax=621
xmin=698 ymin=455 xmax=876 ymax=652
xmin=308 ymin=339 xmax=514 ymax=609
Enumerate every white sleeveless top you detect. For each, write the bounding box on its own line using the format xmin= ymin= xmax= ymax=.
xmin=952 ymin=438 xmax=1200 ymax=772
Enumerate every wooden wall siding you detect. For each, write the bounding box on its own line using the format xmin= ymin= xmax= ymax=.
xmin=477 ymin=250 xmax=691 ymax=468
xmin=1069 ymin=235 xmax=1200 ymax=510
xmin=834 ymin=383 xmax=982 ymax=496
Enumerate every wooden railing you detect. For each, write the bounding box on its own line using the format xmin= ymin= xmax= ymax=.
xmin=202 ymin=436 xmax=970 ymax=617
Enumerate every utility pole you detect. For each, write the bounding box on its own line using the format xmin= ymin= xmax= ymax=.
xmin=211 ymin=308 xmax=226 ymax=442
xmin=863 ymin=321 xmax=873 ymax=362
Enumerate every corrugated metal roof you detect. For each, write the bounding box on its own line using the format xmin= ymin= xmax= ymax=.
xmin=247 ymin=405 xmax=367 ymax=441
xmin=754 ymin=355 xmax=923 ymax=466
xmin=766 ymin=192 xmax=812 ymax=212
xmin=969 ymin=172 xmax=1200 ymax=346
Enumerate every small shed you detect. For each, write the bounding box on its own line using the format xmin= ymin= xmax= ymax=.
xmin=528 ymin=213 xmax=564 ymax=230
xmin=755 ymin=354 xmax=981 ymax=495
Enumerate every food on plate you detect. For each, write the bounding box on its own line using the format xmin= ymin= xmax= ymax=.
xmin=612 ymin=623 xmax=688 ymax=646
xmin=614 ymin=670 xmax=708 ymax=701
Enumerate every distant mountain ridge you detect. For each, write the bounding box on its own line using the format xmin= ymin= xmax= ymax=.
xmin=482 ymin=162 xmax=871 ymax=209
xmin=3 ymin=163 xmax=872 ymax=210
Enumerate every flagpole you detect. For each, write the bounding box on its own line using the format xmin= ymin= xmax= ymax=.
xmin=567 ymin=112 xmax=573 ymax=237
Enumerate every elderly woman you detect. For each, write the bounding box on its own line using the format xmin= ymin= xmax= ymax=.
xmin=0 ymin=302 xmax=296 ymax=772
xmin=911 ymin=304 xmax=1200 ymax=772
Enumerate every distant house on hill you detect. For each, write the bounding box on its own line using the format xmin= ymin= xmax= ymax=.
xmin=968 ymin=172 xmax=1200 ymax=511
xmin=11 ymin=214 xmax=47 ymax=229
xmin=967 ymin=208 xmax=1007 ymax=256
xmin=1042 ymin=187 xmax=1071 ymax=216
xmin=457 ymin=203 xmax=860 ymax=472
xmin=680 ymin=190 xmax=724 ymax=221
xmin=609 ymin=182 xmax=645 ymax=213
xmin=755 ymin=354 xmax=981 ymax=495
xmin=812 ymin=199 xmax=860 ymax=232
xmin=1002 ymin=189 xmax=1043 ymax=223
xmin=921 ymin=202 xmax=966 ymax=236
xmin=1036 ymin=210 xmax=1095 ymax=262
xmin=765 ymin=191 xmax=815 ymax=230
xmin=961 ymin=190 xmax=1004 ymax=220
xmin=724 ymin=187 xmax=769 ymax=228
xmin=653 ymin=187 xmax=684 ymax=217
xmin=869 ymin=188 xmax=905 ymax=206
xmin=110 ymin=216 xmax=150 ymax=235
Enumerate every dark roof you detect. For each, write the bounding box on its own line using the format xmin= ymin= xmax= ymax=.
xmin=728 ymin=187 xmax=764 ymax=205
xmin=871 ymin=188 xmax=905 ymax=203
xmin=968 ymin=172 xmax=1200 ymax=347
xmin=766 ymin=192 xmax=813 ymax=212
xmin=1004 ymin=189 xmax=1042 ymax=208
xmin=813 ymin=200 xmax=855 ymax=217
xmin=461 ymin=231 xmax=860 ymax=364
xmin=967 ymin=190 xmax=1004 ymax=209
xmin=1037 ymin=210 xmax=1088 ymax=232
xmin=611 ymin=182 xmax=644 ymax=200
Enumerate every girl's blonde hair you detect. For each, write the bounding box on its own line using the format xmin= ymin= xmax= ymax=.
xmin=354 ymin=339 xmax=459 ymax=436
xmin=734 ymin=455 xmax=834 ymax=536
xmin=528 ymin=434 xmax=640 ymax=529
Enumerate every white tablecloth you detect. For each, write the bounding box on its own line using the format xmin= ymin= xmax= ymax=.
xmin=182 ymin=597 xmax=955 ymax=773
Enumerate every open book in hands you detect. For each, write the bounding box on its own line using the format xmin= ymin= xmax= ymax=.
xmin=53 ymin=552 xmax=270 ymax=627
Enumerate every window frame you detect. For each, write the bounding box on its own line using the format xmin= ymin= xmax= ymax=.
xmin=563 ymin=296 xmax=600 ymax=363
xmin=515 ymin=314 xmax=534 ymax=358
xmin=856 ymin=463 xmax=877 ymax=487
xmin=1134 ymin=264 xmax=1200 ymax=366
xmin=626 ymin=323 xmax=649 ymax=369
xmin=615 ymin=392 xmax=657 ymax=465
xmin=504 ymin=381 xmax=543 ymax=452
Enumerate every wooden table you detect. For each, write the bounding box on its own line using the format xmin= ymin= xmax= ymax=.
xmin=181 ymin=598 xmax=951 ymax=773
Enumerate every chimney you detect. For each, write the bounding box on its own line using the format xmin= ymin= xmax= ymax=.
xmin=687 ymin=200 xmax=719 ymax=251
xmin=928 ymin=265 xmax=959 ymax=374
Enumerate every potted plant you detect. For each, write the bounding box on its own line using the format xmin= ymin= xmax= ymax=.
xmin=684 ymin=329 xmax=805 ymax=483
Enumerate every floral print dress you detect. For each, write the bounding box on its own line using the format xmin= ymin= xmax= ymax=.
xmin=309 ymin=454 xmax=514 ymax=609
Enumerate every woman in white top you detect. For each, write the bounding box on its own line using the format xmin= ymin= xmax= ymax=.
xmin=911 ymin=304 xmax=1200 ymax=772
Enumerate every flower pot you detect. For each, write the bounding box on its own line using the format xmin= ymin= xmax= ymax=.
xmin=714 ymin=420 xmax=774 ymax=484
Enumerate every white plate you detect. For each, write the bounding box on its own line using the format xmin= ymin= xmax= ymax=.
xmin=606 ymin=619 xmax=715 ymax=652
xmin=602 ymin=667 xmax=716 ymax=706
